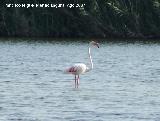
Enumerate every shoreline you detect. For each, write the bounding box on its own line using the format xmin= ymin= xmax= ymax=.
xmin=0 ymin=37 xmax=160 ymax=45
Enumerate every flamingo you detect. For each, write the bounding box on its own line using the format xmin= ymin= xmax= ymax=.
xmin=65 ymin=41 xmax=99 ymax=88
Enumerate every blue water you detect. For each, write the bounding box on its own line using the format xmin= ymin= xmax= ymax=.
xmin=0 ymin=40 xmax=160 ymax=121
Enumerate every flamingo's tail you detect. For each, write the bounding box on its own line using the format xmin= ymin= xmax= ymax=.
xmin=64 ymin=66 xmax=77 ymax=74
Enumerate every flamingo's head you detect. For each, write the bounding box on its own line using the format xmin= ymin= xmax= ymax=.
xmin=90 ymin=41 xmax=100 ymax=48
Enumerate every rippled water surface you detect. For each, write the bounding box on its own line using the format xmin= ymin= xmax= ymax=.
xmin=0 ymin=39 xmax=160 ymax=121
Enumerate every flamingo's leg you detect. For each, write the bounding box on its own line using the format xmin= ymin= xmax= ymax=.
xmin=77 ymin=75 xmax=79 ymax=87
xmin=75 ymin=75 xmax=77 ymax=88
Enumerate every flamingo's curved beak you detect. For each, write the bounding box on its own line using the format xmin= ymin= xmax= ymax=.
xmin=91 ymin=41 xmax=100 ymax=48
xmin=96 ymin=43 xmax=100 ymax=48
xmin=94 ymin=42 xmax=99 ymax=48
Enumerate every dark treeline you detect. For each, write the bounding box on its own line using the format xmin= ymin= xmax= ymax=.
xmin=0 ymin=0 xmax=160 ymax=39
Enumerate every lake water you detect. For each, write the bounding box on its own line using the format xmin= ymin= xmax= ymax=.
xmin=0 ymin=39 xmax=160 ymax=121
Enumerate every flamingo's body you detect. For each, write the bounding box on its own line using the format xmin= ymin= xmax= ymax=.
xmin=66 ymin=63 xmax=89 ymax=75
xmin=65 ymin=41 xmax=99 ymax=88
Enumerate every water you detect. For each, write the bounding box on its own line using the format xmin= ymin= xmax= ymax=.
xmin=0 ymin=39 xmax=160 ymax=121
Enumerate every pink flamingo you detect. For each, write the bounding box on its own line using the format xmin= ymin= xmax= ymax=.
xmin=65 ymin=41 xmax=99 ymax=88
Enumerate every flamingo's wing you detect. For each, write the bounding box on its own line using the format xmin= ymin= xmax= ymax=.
xmin=65 ymin=63 xmax=87 ymax=74
xmin=65 ymin=66 xmax=77 ymax=74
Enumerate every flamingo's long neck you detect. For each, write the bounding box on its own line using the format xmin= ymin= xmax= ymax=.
xmin=88 ymin=46 xmax=93 ymax=70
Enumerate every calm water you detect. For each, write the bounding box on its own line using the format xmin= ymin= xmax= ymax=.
xmin=0 ymin=39 xmax=160 ymax=121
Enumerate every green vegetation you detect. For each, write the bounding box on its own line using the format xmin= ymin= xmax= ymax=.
xmin=0 ymin=0 xmax=160 ymax=39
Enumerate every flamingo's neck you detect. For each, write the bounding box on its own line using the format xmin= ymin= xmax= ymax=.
xmin=88 ymin=46 xmax=93 ymax=70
